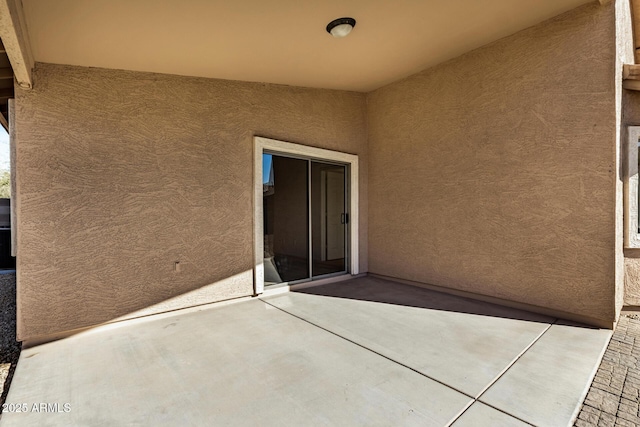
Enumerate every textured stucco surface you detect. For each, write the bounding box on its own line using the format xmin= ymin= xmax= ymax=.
xmin=624 ymin=88 xmax=640 ymax=306
xmin=622 ymin=0 xmax=640 ymax=308
xmin=625 ymin=257 xmax=640 ymax=304
xmin=617 ymin=0 xmax=634 ymax=316
xmin=14 ymin=63 xmax=368 ymax=340
xmin=367 ymin=2 xmax=618 ymax=326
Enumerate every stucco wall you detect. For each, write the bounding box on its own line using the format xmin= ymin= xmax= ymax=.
xmin=624 ymin=90 xmax=640 ymax=305
xmin=15 ymin=63 xmax=368 ymax=340
xmin=367 ymin=2 xmax=617 ymax=327
xmin=617 ymin=0 xmax=634 ymax=315
xmin=625 ymin=256 xmax=640 ymax=304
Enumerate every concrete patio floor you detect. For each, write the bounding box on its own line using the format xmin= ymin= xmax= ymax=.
xmin=0 ymin=276 xmax=611 ymax=426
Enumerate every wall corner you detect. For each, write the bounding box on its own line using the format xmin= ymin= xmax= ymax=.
xmin=617 ymin=0 xmax=635 ymax=320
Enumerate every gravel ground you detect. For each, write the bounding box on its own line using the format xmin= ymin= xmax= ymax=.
xmin=0 ymin=272 xmax=20 ymax=406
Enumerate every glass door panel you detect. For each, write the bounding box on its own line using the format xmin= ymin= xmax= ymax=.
xmin=262 ymin=154 xmax=309 ymax=285
xmin=311 ymin=162 xmax=346 ymax=277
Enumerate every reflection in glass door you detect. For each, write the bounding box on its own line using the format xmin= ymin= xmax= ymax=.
xmin=311 ymin=162 xmax=346 ymax=277
xmin=262 ymin=155 xmax=309 ymax=284
xmin=263 ymin=153 xmax=347 ymax=286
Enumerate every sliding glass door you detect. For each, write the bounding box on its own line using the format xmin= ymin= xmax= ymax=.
xmin=262 ymin=155 xmax=309 ymax=284
xmin=311 ymin=162 xmax=346 ymax=277
xmin=263 ymin=153 xmax=348 ymax=286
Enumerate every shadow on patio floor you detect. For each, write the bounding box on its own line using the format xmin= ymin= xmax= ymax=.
xmin=292 ymin=275 xmax=561 ymax=325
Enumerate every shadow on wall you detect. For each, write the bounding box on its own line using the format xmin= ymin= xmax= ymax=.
xmin=22 ymin=269 xmax=254 ymax=346
xmin=114 ymin=270 xmax=253 ymax=321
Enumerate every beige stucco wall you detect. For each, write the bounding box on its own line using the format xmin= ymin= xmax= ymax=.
xmin=367 ymin=2 xmax=618 ymax=327
xmin=625 ymin=256 xmax=640 ymax=303
xmin=14 ymin=2 xmax=628 ymax=339
xmin=624 ymin=92 xmax=640 ymax=306
xmin=617 ymin=0 xmax=634 ymax=315
xmin=14 ymin=63 xmax=368 ymax=340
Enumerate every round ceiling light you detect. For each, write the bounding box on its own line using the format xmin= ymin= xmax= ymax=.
xmin=326 ymin=17 xmax=356 ymax=38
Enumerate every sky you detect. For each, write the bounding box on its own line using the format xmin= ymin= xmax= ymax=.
xmin=263 ymin=154 xmax=272 ymax=184
xmin=0 ymin=128 xmax=8 ymax=171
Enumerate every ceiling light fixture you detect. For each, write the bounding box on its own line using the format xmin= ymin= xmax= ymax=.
xmin=326 ymin=17 xmax=356 ymax=38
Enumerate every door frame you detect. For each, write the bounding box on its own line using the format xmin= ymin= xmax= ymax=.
xmin=253 ymin=136 xmax=359 ymax=295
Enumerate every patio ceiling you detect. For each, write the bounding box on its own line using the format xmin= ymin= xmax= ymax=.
xmin=21 ymin=0 xmax=593 ymax=92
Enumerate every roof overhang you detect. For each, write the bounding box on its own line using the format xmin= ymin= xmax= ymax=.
xmin=21 ymin=0 xmax=597 ymax=92
xmin=0 ymin=0 xmax=35 ymax=131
